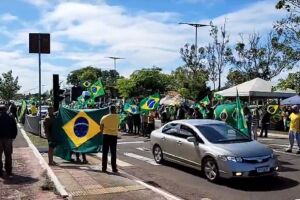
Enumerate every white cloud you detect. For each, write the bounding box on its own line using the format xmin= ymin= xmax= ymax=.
xmin=22 ymin=0 xmax=50 ymax=7
xmin=0 ymin=13 xmax=18 ymax=22
xmin=0 ymin=0 xmax=290 ymax=93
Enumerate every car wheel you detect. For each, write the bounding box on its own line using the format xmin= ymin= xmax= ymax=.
xmin=153 ymin=145 xmax=164 ymax=164
xmin=203 ymin=157 xmax=219 ymax=182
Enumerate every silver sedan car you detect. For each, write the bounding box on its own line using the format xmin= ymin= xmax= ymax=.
xmin=151 ymin=119 xmax=278 ymax=182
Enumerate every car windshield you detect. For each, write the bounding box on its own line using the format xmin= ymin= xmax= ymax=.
xmin=196 ymin=124 xmax=251 ymax=144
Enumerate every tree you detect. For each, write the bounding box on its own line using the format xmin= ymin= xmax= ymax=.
xmin=0 ymin=70 xmax=21 ymax=101
xmin=225 ymin=69 xmax=248 ymax=87
xmin=206 ymin=44 xmax=218 ymax=91
xmin=116 ymin=67 xmax=172 ymax=98
xmin=232 ymin=31 xmax=297 ymax=81
xmin=175 ymin=44 xmax=209 ymax=100
xmin=209 ymin=20 xmax=233 ymax=90
xmin=276 ymin=72 xmax=300 ymax=94
xmin=274 ymin=0 xmax=300 ymax=65
xmin=67 ymin=66 xmax=102 ymax=86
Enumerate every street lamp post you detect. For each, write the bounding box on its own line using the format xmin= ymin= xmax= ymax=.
xmin=105 ymin=57 xmax=125 ymax=71
xmin=179 ymin=22 xmax=210 ymax=50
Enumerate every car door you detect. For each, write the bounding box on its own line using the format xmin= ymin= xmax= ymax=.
xmin=177 ymin=125 xmax=203 ymax=167
xmin=161 ymin=123 xmax=181 ymax=159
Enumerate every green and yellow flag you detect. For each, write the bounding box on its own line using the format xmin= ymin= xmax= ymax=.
xmin=199 ymin=96 xmax=210 ymax=106
xmin=140 ymin=93 xmax=160 ymax=110
xmin=17 ymin=100 xmax=27 ymax=122
xmin=53 ymin=107 xmax=109 ymax=160
xmin=214 ymin=93 xmax=224 ymax=101
xmin=236 ymin=90 xmax=248 ymax=136
xmin=89 ymin=80 xmax=105 ymax=98
xmin=124 ymin=103 xmax=139 ymax=114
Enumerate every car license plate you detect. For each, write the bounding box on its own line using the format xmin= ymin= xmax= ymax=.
xmin=256 ymin=167 xmax=270 ymax=173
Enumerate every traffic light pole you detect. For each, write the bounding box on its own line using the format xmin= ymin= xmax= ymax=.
xmin=38 ymin=34 xmax=42 ymax=138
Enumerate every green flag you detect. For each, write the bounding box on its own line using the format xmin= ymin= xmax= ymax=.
xmin=199 ymin=96 xmax=210 ymax=106
xmin=236 ymin=90 xmax=248 ymax=136
xmin=89 ymin=80 xmax=105 ymax=98
xmin=140 ymin=93 xmax=160 ymax=110
xmin=214 ymin=93 xmax=224 ymax=101
xmin=18 ymin=100 xmax=27 ymax=122
xmin=53 ymin=107 xmax=109 ymax=161
xmin=86 ymin=97 xmax=96 ymax=106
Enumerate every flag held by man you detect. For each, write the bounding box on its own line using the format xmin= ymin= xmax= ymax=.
xmin=52 ymin=107 xmax=109 ymax=160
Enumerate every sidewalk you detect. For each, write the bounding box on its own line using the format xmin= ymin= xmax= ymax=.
xmin=20 ymin=125 xmax=172 ymax=200
xmin=45 ymin=155 xmax=168 ymax=200
xmin=0 ymin=130 xmax=61 ymax=200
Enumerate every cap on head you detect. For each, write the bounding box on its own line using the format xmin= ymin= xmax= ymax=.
xmin=292 ymin=105 xmax=298 ymax=110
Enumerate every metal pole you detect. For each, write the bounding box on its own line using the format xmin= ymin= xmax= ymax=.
xmin=114 ymin=59 xmax=116 ymax=71
xmin=195 ymin=26 xmax=198 ymax=50
xmin=38 ymin=35 xmax=42 ymax=137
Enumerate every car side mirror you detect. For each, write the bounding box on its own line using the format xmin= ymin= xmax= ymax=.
xmin=187 ymin=136 xmax=197 ymax=143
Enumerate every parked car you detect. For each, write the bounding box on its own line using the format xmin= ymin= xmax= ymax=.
xmin=150 ymin=119 xmax=278 ymax=182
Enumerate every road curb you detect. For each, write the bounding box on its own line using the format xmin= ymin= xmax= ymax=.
xmin=17 ymin=124 xmax=69 ymax=198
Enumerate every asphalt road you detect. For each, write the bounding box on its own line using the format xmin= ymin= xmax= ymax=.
xmin=114 ymin=133 xmax=300 ymax=200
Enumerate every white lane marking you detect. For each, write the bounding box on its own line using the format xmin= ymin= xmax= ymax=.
xmin=118 ymin=141 xmax=145 ymax=145
xmin=123 ymin=152 xmax=160 ymax=166
xmin=273 ymin=150 xmax=300 ymax=157
xmin=95 ymin=153 xmax=133 ymax=167
xmin=17 ymin=124 xmax=69 ymax=197
xmin=136 ymin=147 xmax=151 ymax=152
xmin=135 ymin=180 xmax=183 ymax=200
xmin=267 ymin=143 xmax=299 ymax=150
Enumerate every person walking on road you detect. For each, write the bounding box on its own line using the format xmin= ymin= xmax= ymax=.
xmin=285 ymin=105 xmax=300 ymax=154
xmin=260 ymin=107 xmax=270 ymax=138
xmin=43 ymin=107 xmax=58 ymax=166
xmin=0 ymin=104 xmax=17 ymax=177
xmin=100 ymin=105 xmax=119 ymax=173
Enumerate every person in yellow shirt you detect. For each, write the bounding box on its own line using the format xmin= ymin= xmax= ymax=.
xmin=100 ymin=105 xmax=119 ymax=172
xmin=30 ymin=104 xmax=37 ymax=116
xmin=286 ymin=105 xmax=300 ymax=154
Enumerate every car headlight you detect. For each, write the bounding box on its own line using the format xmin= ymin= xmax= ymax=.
xmin=219 ymin=155 xmax=243 ymax=163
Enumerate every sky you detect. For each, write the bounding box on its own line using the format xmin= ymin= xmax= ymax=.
xmin=0 ymin=0 xmax=290 ymax=93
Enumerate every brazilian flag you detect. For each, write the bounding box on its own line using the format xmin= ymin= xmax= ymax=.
xmin=214 ymin=103 xmax=237 ymax=128
xmin=214 ymin=93 xmax=224 ymax=101
xmin=140 ymin=93 xmax=160 ymax=110
xmin=199 ymin=96 xmax=210 ymax=106
xmin=52 ymin=107 xmax=109 ymax=161
xmin=124 ymin=103 xmax=139 ymax=114
xmin=89 ymin=80 xmax=105 ymax=98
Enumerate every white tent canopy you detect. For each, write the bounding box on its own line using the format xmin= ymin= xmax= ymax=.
xmin=215 ymin=78 xmax=295 ymax=98
xmin=215 ymin=78 xmax=272 ymax=97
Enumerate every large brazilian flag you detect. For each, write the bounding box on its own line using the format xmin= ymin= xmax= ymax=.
xmin=53 ymin=107 xmax=109 ymax=161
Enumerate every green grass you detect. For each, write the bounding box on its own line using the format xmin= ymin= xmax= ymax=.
xmin=26 ymin=132 xmax=48 ymax=148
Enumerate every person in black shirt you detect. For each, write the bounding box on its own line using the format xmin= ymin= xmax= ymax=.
xmin=260 ymin=107 xmax=270 ymax=138
xmin=0 ymin=104 xmax=17 ymax=176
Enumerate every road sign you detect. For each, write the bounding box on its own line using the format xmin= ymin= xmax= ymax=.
xmin=29 ymin=33 xmax=50 ymax=54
